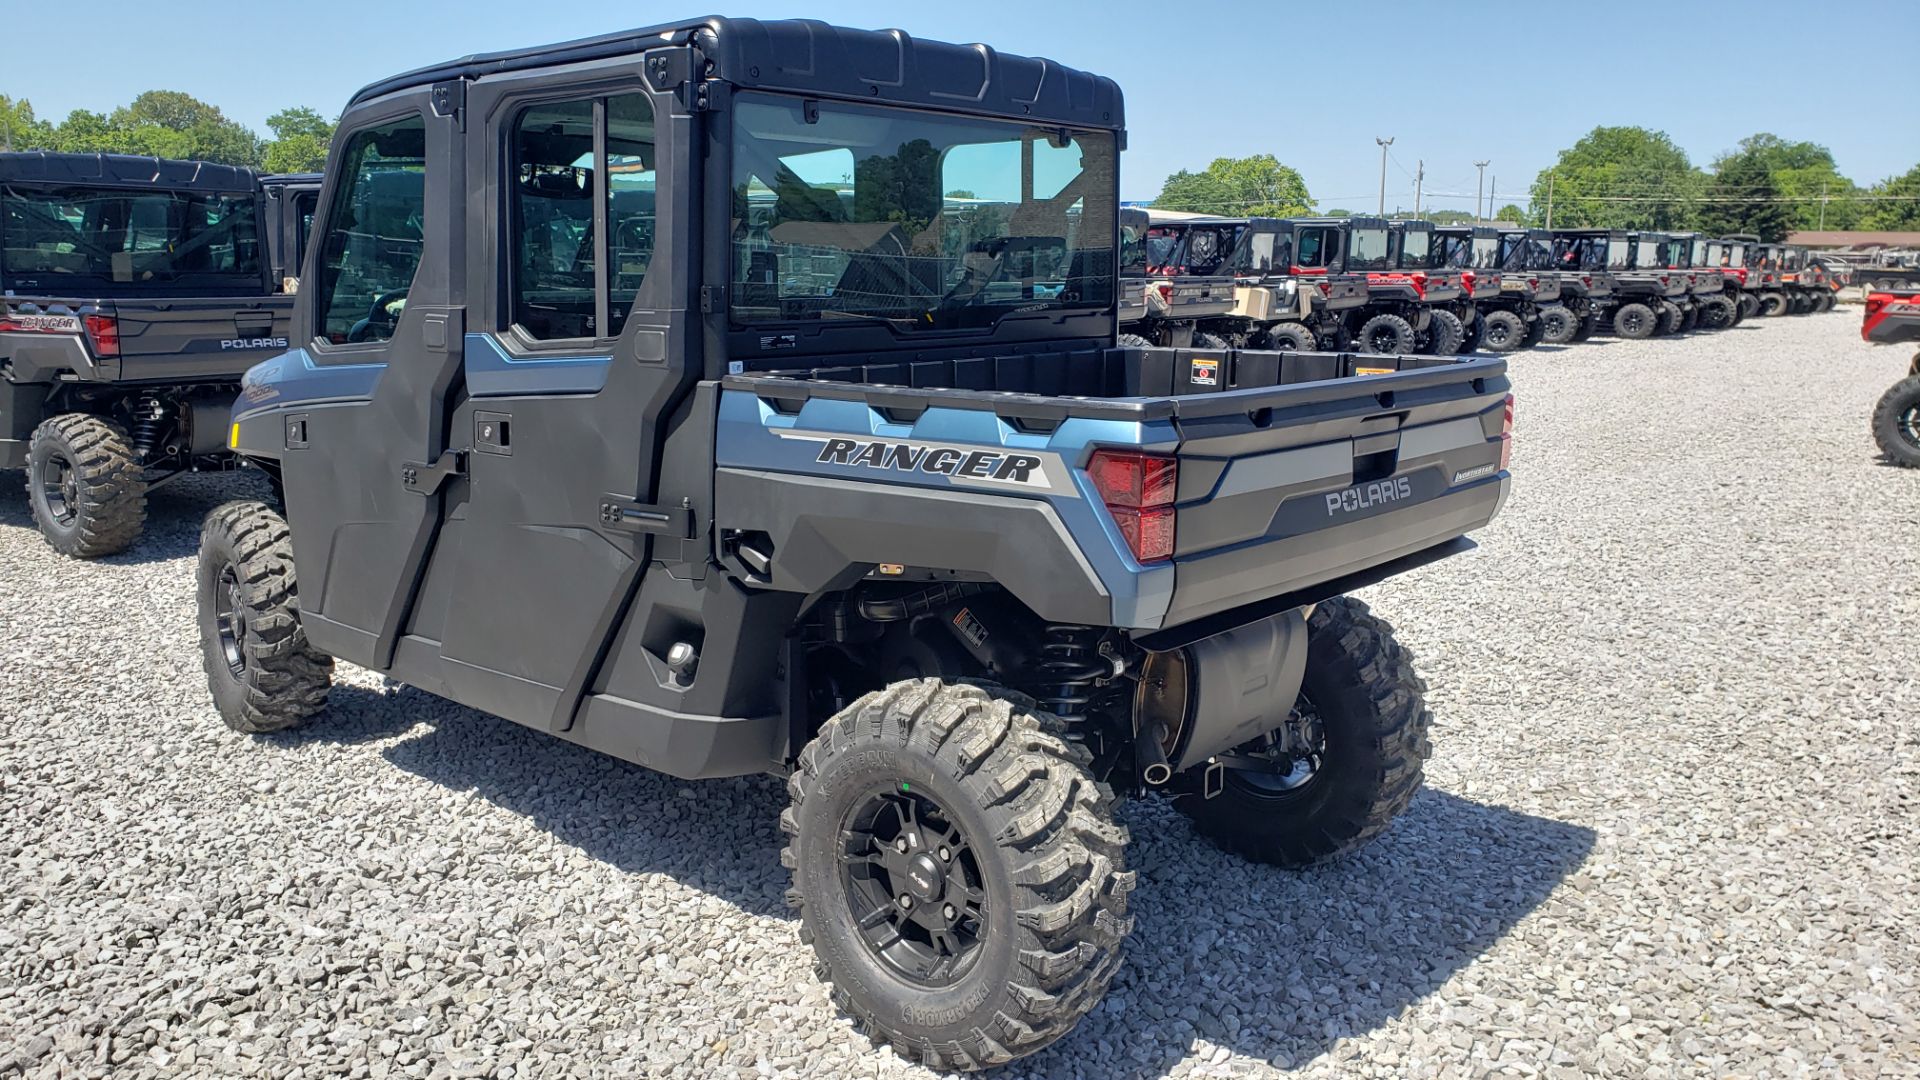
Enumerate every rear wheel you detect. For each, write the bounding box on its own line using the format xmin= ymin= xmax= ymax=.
xmin=197 ymin=501 xmax=333 ymax=733
xmin=1117 ymin=332 xmax=1154 ymax=348
xmin=1264 ymin=323 xmax=1314 ymax=351
xmin=1479 ymin=309 xmax=1525 ymax=351
xmin=1872 ymin=375 xmax=1920 ymax=468
xmin=1421 ymin=308 xmax=1464 ymax=354
xmin=1656 ymin=301 xmax=1682 ymax=335
xmin=1761 ymin=292 xmax=1789 ymax=317
xmin=1357 ymin=313 xmax=1416 ymax=354
xmin=1699 ymin=295 xmax=1736 ymax=330
xmin=1520 ymin=315 xmax=1548 ymax=348
xmin=1571 ymin=315 xmax=1596 ymax=342
xmin=1193 ymin=331 xmax=1230 ymax=350
xmin=1173 ymin=597 xmax=1431 ymax=868
xmin=1738 ymin=293 xmax=1759 ymax=319
xmin=1537 ymin=305 xmax=1576 ymax=344
xmin=26 ymin=414 xmax=147 ymax=559
xmin=1820 ymin=291 xmax=1838 ymax=312
xmin=784 ymin=680 xmax=1133 ymax=1069
xmin=1612 ymin=302 xmax=1656 ymax=339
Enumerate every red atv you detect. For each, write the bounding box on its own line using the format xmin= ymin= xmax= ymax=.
xmin=1863 ymin=289 xmax=1920 ymax=467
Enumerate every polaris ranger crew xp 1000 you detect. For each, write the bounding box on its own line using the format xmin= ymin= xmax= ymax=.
xmin=198 ymin=18 xmax=1514 ymax=1068
xmin=1 ymin=152 xmax=298 ymax=556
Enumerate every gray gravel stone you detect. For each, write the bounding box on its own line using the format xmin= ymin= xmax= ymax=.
xmin=1 ymin=310 xmax=1916 ymax=1078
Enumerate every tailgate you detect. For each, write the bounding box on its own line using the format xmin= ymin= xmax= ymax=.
xmin=1159 ymin=351 xmax=1510 ymax=628
xmin=109 ymin=295 xmax=295 ymax=382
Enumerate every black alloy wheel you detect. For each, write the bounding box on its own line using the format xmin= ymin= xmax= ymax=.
xmin=839 ymin=785 xmax=989 ymax=987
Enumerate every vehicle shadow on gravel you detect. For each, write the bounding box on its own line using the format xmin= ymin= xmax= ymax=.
xmin=1005 ymin=792 xmax=1596 ymax=1079
xmin=275 ymin=683 xmax=795 ymax=920
xmin=269 ymin=687 xmax=1595 ymax=1078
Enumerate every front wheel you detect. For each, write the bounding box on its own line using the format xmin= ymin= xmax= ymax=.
xmin=1872 ymin=375 xmax=1920 ymax=468
xmin=784 ymin=680 xmax=1133 ymax=1069
xmin=1537 ymin=305 xmax=1576 ymax=344
xmin=1263 ymin=323 xmax=1315 ymax=351
xmin=197 ymin=501 xmax=334 ymax=733
xmin=1174 ymin=597 xmax=1431 ymax=867
xmin=26 ymin=414 xmax=147 ymax=558
xmin=1761 ymin=292 xmax=1789 ymax=317
xmin=1479 ymin=309 xmax=1525 ymax=351
xmin=1423 ymin=308 xmax=1465 ymax=354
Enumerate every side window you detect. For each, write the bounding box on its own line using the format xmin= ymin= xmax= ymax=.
xmin=315 ymin=116 xmax=428 ymax=345
xmin=1295 ymin=228 xmax=1326 ymax=268
xmin=506 ymin=92 xmax=656 ymax=342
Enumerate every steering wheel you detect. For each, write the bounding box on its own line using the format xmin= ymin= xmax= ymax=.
xmin=346 ymin=290 xmax=410 ymax=343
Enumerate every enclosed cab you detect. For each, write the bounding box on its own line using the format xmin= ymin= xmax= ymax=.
xmin=194 ymin=17 xmax=1513 ymax=1067
xmin=259 ymin=172 xmax=323 ymax=295
xmin=1548 ymin=229 xmax=1627 ymax=340
xmin=1385 ymin=219 xmax=1473 ymax=354
xmin=1476 ymin=228 xmax=1563 ymax=350
xmin=1117 ymin=208 xmax=1238 ymax=348
xmin=1551 ymin=228 xmax=1686 ymax=339
xmin=0 ymin=151 xmax=297 ymax=556
xmin=1201 ymin=216 xmax=1368 ymax=350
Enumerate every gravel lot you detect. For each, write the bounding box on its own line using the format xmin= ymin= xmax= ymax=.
xmin=2 ymin=310 xmax=1916 ymax=1079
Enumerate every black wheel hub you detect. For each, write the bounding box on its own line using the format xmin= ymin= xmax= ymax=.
xmin=1366 ymin=328 xmax=1398 ymax=352
xmin=1485 ymin=322 xmax=1512 ymax=346
xmin=1900 ymin=404 xmax=1920 ymax=452
xmin=214 ymin=563 xmax=247 ymax=678
xmin=37 ymin=452 xmax=77 ymax=526
xmin=840 ymin=785 xmax=988 ymax=987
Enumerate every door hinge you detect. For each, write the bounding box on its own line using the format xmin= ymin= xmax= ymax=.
xmin=699 ymin=285 xmax=723 ymax=314
xmin=598 ymin=495 xmax=694 ymax=538
xmin=401 ymin=450 xmax=466 ymax=495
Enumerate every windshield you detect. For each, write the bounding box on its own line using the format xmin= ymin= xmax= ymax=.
xmin=1396 ymin=229 xmax=1430 ymax=269
xmin=2 ymin=183 xmax=261 ymax=291
xmin=1347 ymin=227 xmax=1389 ymax=270
xmin=728 ymin=94 xmax=1116 ymax=331
xmin=1727 ymin=243 xmax=1745 ymax=267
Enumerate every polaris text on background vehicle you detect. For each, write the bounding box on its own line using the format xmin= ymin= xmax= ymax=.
xmin=1 ymin=152 xmax=305 ymax=556
xmin=196 ymin=16 xmax=1513 ymax=1068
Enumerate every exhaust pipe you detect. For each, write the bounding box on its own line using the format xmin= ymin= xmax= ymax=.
xmin=1137 ymin=720 xmax=1173 ymax=787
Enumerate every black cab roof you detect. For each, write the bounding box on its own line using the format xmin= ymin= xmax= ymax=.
xmin=350 ymin=16 xmax=1124 ymax=133
xmin=0 ymin=151 xmax=260 ymax=194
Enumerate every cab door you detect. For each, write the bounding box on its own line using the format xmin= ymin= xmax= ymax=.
xmin=408 ymin=63 xmax=699 ymax=730
xmin=276 ymin=87 xmax=466 ymax=671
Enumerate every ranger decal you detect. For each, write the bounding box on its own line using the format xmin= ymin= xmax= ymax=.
xmin=773 ymin=430 xmax=1060 ymax=493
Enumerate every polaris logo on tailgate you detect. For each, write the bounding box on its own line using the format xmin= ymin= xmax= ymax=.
xmin=1326 ymin=476 xmax=1413 ymax=515
xmin=221 ymin=337 xmax=290 ymax=350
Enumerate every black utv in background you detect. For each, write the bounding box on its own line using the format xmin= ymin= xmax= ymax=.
xmin=1117 ymin=208 xmax=1237 ymax=348
xmin=1 ymin=152 xmax=299 ymax=556
xmin=260 ymin=172 xmax=324 ymax=295
xmin=1431 ymin=225 xmax=1501 ymax=351
xmin=1551 ymin=229 xmax=1686 ymax=340
xmin=194 ymin=16 xmax=1513 ymax=1068
xmin=1202 ymin=216 xmax=1368 ymax=350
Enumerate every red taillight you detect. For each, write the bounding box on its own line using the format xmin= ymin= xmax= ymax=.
xmin=84 ymin=314 xmax=120 ymax=358
xmin=1581 ymin=275 xmax=1593 ymax=287
xmin=1316 ymin=281 xmax=1331 ymax=298
xmin=1527 ymin=277 xmax=1539 ymax=290
xmin=1499 ymin=394 xmax=1514 ymax=471
xmin=1409 ymin=271 xmax=1427 ymax=297
xmin=1087 ymin=449 xmax=1177 ymax=563
xmin=1151 ymin=281 xmax=1173 ymax=306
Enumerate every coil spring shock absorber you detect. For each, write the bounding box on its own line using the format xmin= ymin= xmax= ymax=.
xmin=128 ymin=394 xmax=169 ymax=461
xmin=1034 ymin=625 xmax=1109 ymax=729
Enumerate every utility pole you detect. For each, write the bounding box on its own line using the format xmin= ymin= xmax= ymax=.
xmin=1414 ymin=159 xmax=1424 ymax=216
xmin=1489 ymin=176 xmax=1497 ymax=221
xmin=1376 ymin=137 xmax=1395 ymax=215
xmin=1473 ymin=160 xmax=1491 ymax=222
xmin=1546 ymin=173 xmax=1555 ymax=229
xmin=1819 ymin=180 xmax=1829 ymax=230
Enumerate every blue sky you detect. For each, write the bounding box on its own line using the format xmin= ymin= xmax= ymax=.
xmin=9 ymin=0 xmax=1917 ymax=210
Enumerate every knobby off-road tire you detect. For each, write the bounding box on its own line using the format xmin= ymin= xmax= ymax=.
xmin=1738 ymin=292 xmax=1760 ymax=320
xmin=1423 ymin=308 xmax=1465 ymax=354
xmin=1656 ymin=301 xmax=1683 ymax=335
xmin=1193 ymin=331 xmax=1230 ymax=350
xmin=783 ymin=680 xmax=1134 ymax=1070
xmin=1264 ymin=323 xmax=1315 ymax=351
xmin=1698 ymin=295 xmax=1736 ymax=330
xmin=1478 ymin=309 xmax=1525 ymax=352
xmin=1357 ymin=313 xmax=1416 ymax=355
xmin=1537 ymin=305 xmax=1577 ymax=345
xmin=197 ymin=501 xmax=333 ymax=733
xmin=1117 ymin=332 xmax=1154 ymax=348
xmin=26 ymin=414 xmax=147 ymax=558
xmin=1571 ymin=315 xmax=1596 ymax=342
xmin=1458 ymin=311 xmax=1485 ymax=352
xmin=1679 ymin=303 xmax=1700 ymax=332
xmin=1761 ymin=292 xmax=1789 ymax=317
xmin=1521 ymin=314 xmax=1549 ymax=348
xmin=1872 ymin=375 xmax=1920 ymax=468
xmin=1612 ymin=302 xmax=1657 ymax=340
xmin=1174 ymin=597 xmax=1432 ymax=868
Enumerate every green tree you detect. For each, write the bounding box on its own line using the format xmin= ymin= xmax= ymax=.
xmin=1696 ymin=153 xmax=1794 ymax=241
xmin=1494 ymin=204 xmax=1525 ymax=223
xmin=1864 ymin=163 xmax=1920 ymax=230
xmin=1711 ymin=134 xmax=1861 ymax=231
xmin=106 ymin=90 xmax=260 ymax=164
xmin=263 ymin=107 xmax=333 ymax=173
xmin=0 ymin=94 xmax=50 ymax=151
xmin=1527 ymin=126 xmax=1704 ymax=230
xmin=1322 ymin=208 xmax=1353 ymax=218
xmin=1153 ymin=155 xmax=1312 ymax=218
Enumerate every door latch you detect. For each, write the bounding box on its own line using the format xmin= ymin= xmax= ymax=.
xmin=401 ymin=450 xmax=466 ymax=495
